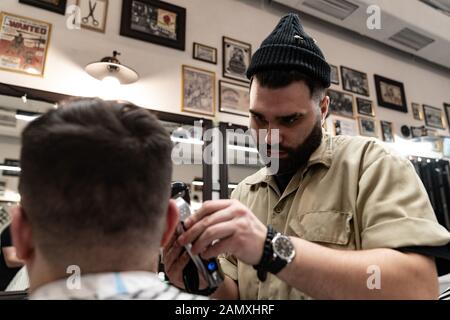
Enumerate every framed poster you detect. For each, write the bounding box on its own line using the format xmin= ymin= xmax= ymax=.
xmin=333 ymin=117 xmax=358 ymax=136
xmin=380 ymin=120 xmax=394 ymax=143
xmin=76 ymin=0 xmax=109 ymax=33
xmin=120 ymin=0 xmax=186 ymax=51
xmin=356 ymin=97 xmax=374 ymax=117
xmin=374 ymin=74 xmax=407 ymax=113
xmin=193 ymin=42 xmax=217 ymax=65
xmin=423 ymin=104 xmax=445 ymax=129
xmin=223 ymin=36 xmax=251 ymax=83
xmin=358 ymin=117 xmax=378 ymax=138
xmin=219 ymin=80 xmax=250 ymax=117
xmin=182 ymin=65 xmax=215 ymax=116
xmin=330 ymin=64 xmax=339 ymax=85
xmin=411 ymin=102 xmax=423 ymax=121
xmin=327 ymin=89 xmax=354 ymax=118
xmin=341 ymin=66 xmax=369 ymax=96
xmin=0 ymin=12 xmax=52 ymax=76
xmin=19 ymin=0 xmax=67 ymax=15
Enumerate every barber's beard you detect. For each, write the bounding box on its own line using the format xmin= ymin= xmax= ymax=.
xmin=262 ymin=118 xmax=323 ymax=175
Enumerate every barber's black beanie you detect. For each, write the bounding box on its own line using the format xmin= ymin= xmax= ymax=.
xmin=246 ymin=13 xmax=331 ymax=88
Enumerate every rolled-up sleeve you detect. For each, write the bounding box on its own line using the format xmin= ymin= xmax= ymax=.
xmin=356 ymin=148 xmax=450 ymax=250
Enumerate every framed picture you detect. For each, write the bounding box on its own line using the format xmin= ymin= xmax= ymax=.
xmin=380 ymin=120 xmax=395 ymax=143
xmin=374 ymin=74 xmax=407 ymax=113
xmin=219 ymin=80 xmax=250 ymax=117
xmin=76 ymin=0 xmax=109 ymax=33
xmin=223 ymin=36 xmax=251 ymax=83
xmin=341 ymin=66 xmax=369 ymax=97
xmin=423 ymin=104 xmax=445 ymax=129
xmin=19 ymin=0 xmax=67 ymax=15
xmin=356 ymin=97 xmax=374 ymax=117
xmin=327 ymin=89 xmax=354 ymax=118
xmin=411 ymin=125 xmax=427 ymax=138
xmin=333 ymin=117 xmax=358 ymax=136
xmin=358 ymin=117 xmax=378 ymax=138
xmin=0 ymin=12 xmax=52 ymax=76
xmin=411 ymin=102 xmax=423 ymax=121
xmin=120 ymin=0 xmax=186 ymax=51
xmin=445 ymin=103 xmax=450 ymax=130
xmin=330 ymin=64 xmax=339 ymax=85
xmin=182 ymin=65 xmax=215 ymax=116
xmin=193 ymin=42 xmax=217 ymax=65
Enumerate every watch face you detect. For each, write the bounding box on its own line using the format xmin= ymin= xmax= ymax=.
xmin=273 ymin=235 xmax=295 ymax=261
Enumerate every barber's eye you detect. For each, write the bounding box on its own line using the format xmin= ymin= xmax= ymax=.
xmin=281 ymin=117 xmax=299 ymax=125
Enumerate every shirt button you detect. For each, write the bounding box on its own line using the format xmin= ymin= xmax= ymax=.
xmin=274 ymin=206 xmax=282 ymax=213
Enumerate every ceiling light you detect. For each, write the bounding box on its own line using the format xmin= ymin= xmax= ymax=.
xmin=85 ymin=51 xmax=139 ymax=85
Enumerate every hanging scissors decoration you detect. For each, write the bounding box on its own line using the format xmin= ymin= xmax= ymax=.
xmin=82 ymin=0 xmax=100 ymax=27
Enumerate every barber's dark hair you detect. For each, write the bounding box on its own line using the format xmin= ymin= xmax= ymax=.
xmin=19 ymin=98 xmax=173 ymax=267
xmin=252 ymin=69 xmax=326 ymax=103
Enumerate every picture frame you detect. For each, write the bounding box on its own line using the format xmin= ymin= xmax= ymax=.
xmin=223 ymin=36 xmax=251 ymax=83
xmin=380 ymin=120 xmax=395 ymax=143
xmin=411 ymin=125 xmax=427 ymax=138
xmin=445 ymin=103 xmax=450 ymax=131
xmin=341 ymin=66 xmax=370 ymax=97
xmin=330 ymin=64 xmax=339 ymax=85
xmin=358 ymin=117 xmax=378 ymax=138
xmin=332 ymin=117 xmax=358 ymax=137
xmin=219 ymin=80 xmax=250 ymax=117
xmin=356 ymin=97 xmax=374 ymax=117
xmin=423 ymin=104 xmax=445 ymax=129
xmin=411 ymin=102 xmax=423 ymax=121
xmin=76 ymin=0 xmax=109 ymax=33
xmin=120 ymin=0 xmax=186 ymax=51
xmin=193 ymin=42 xmax=217 ymax=65
xmin=19 ymin=0 xmax=67 ymax=15
xmin=0 ymin=12 xmax=52 ymax=77
xmin=182 ymin=65 xmax=215 ymax=117
xmin=374 ymin=74 xmax=407 ymax=113
xmin=327 ymin=89 xmax=354 ymax=118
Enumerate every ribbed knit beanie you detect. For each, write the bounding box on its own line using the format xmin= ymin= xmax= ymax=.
xmin=246 ymin=13 xmax=331 ymax=88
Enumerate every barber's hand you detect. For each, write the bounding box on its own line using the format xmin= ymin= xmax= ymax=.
xmin=162 ymin=232 xmax=208 ymax=290
xmin=177 ymin=199 xmax=267 ymax=266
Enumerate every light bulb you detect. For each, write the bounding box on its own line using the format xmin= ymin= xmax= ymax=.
xmin=102 ymin=76 xmax=120 ymax=86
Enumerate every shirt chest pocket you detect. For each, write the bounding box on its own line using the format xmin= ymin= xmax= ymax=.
xmin=288 ymin=210 xmax=353 ymax=246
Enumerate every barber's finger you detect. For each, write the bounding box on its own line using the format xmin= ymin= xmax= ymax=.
xmin=201 ymin=237 xmax=234 ymax=260
xmin=178 ymin=205 xmax=236 ymax=246
xmin=162 ymin=232 xmax=177 ymax=253
xmin=163 ymin=242 xmax=183 ymax=272
xmin=184 ymin=200 xmax=235 ymax=229
xmin=190 ymin=220 xmax=236 ymax=255
xmin=166 ymin=251 xmax=190 ymax=279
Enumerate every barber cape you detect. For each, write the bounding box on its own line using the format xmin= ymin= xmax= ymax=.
xmin=29 ymin=271 xmax=207 ymax=300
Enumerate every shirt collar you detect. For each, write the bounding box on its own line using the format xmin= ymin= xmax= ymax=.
xmin=245 ymin=131 xmax=333 ymax=186
xmin=29 ymin=271 xmax=166 ymax=300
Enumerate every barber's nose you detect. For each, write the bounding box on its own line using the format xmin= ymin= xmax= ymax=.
xmin=265 ymin=125 xmax=281 ymax=146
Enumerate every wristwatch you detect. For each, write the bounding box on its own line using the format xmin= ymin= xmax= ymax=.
xmin=253 ymin=225 xmax=296 ymax=282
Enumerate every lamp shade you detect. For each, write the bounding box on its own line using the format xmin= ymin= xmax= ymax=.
xmin=85 ymin=51 xmax=139 ymax=85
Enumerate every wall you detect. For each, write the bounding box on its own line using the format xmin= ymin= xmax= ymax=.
xmin=0 ymin=0 xmax=450 ymax=200
xmin=0 ymin=0 xmax=448 ymax=132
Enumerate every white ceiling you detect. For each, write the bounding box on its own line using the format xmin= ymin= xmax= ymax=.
xmin=272 ymin=0 xmax=450 ymax=70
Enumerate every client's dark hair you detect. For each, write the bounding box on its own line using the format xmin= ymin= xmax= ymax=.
xmin=19 ymin=98 xmax=173 ymax=269
xmin=253 ymin=69 xmax=326 ymax=103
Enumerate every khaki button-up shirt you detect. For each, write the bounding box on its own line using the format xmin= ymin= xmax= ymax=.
xmin=218 ymin=133 xmax=450 ymax=300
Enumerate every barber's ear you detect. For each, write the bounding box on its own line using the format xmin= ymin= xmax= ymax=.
xmin=160 ymin=199 xmax=179 ymax=247
xmin=10 ymin=205 xmax=34 ymax=261
xmin=320 ymin=96 xmax=330 ymax=124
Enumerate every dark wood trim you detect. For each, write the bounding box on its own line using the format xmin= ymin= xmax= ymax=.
xmin=202 ymin=120 xmax=213 ymax=201
xmin=0 ymin=82 xmax=75 ymax=103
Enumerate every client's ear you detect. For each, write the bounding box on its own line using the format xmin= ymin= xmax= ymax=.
xmin=10 ymin=205 xmax=34 ymax=261
xmin=160 ymin=199 xmax=179 ymax=247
